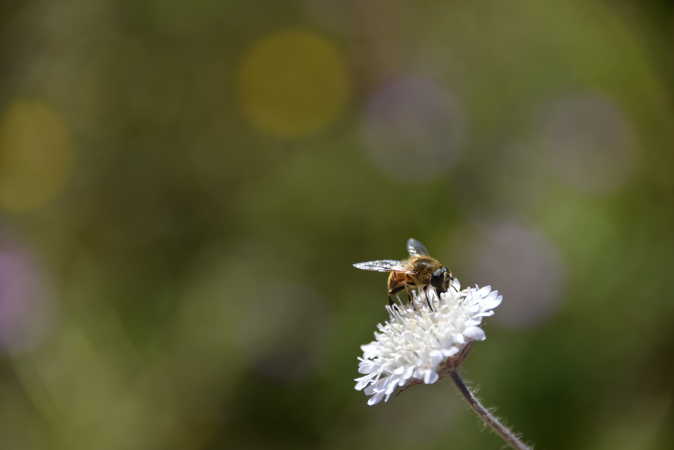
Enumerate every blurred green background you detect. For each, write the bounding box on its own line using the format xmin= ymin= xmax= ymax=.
xmin=1 ymin=1 xmax=673 ymax=449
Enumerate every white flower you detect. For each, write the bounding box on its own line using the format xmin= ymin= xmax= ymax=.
xmin=354 ymin=279 xmax=502 ymax=406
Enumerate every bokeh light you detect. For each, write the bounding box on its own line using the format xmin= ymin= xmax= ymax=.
xmin=360 ymin=76 xmax=464 ymax=181
xmin=239 ymin=29 xmax=351 ymax=138
xmin=537 ymin=94 xmax=636 ymax=193
xmin=0 ymin=235 xmax=53 ymax=354
xmin=0 ymin=100 xmax=72 ymax=212
xmin=464 ymin=221 xmax=565 ymax=328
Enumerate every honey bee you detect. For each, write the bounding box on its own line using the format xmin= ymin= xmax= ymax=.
xmin=353 ymin=238 xmax=453 ymax=303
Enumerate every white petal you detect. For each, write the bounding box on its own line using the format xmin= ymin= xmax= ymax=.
xmin=442 ymin=347 xmax=459 ymax=358
xmin=368 ymin=392 xmax=385 ymax=406
xmin=424 ymin=370 xmax=439 ymax=384
xmin=354 ymin=375 xmax=374 ymax=391
xmin=358 ymin=361 xmax=375 ymax=374
xmin=429 ymin=350 xmax=444 ymax=367
xmin=479 ymin=285 xmax=492 ymax=296
xmin=463 ymin=326 xmax=486 ymax=341
xmin=481 ymin=292 xmax=502 ymax=310
xmin=385 ymin=378 xmax=399 ymax=395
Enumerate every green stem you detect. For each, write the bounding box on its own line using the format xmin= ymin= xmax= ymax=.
xmin=450 ymin=371 xmax=532 ymax=450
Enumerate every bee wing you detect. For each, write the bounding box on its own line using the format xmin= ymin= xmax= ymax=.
xmin=407 ymin=238 xmax=430 ymax=256
xmin=353 ymin=260 xmax=408 ymax=273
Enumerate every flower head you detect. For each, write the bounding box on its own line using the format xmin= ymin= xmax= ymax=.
xmin=354 ymin=279 xmax=502 ymax=405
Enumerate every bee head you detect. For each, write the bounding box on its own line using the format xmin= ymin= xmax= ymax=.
xmin=430 ymin=266 xmax=451 ymax=293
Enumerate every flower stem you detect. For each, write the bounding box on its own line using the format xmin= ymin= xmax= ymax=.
xmin=450 ymin=371 xmax=532 ymax=450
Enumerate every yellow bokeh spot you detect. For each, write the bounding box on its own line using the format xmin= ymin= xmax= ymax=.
xmin=239 ymin=29 xmax=350 ymax=138
xmin=0 ymin=100 xmax=72 ymax=212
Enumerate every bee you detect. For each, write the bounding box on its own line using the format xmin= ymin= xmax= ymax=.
xmin=353 ymin=238 xmax=454 ymax=303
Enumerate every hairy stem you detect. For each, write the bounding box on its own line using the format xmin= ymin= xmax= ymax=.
xmin=450 ymin=371 xmax=532 ymax=450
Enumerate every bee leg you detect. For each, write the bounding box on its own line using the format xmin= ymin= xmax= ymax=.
xmin=388 ymin=285 xmax=405 ymax=306
xmin=401 ymin=286 xmax=418 ymax=311
xmin=407 ymin=285 xmax=431 ymax=310
xmin=425 ymin=293 xmax=433 ymax=310
xmin=403 ymin=291 xmax=412 ymax=310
